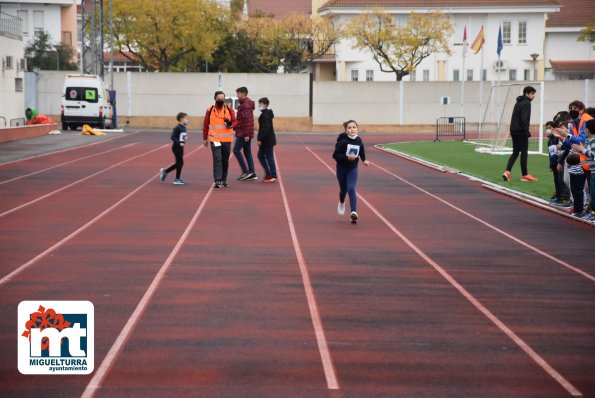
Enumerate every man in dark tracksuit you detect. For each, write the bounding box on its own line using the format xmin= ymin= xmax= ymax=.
xmin=503 ymin=86 xmax=538 ymax=182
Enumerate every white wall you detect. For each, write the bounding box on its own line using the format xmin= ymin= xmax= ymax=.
xmin=0 ymin=3 xmax=63 ymax=45
xmin=0 ymin=35 xmax=26 ymax=125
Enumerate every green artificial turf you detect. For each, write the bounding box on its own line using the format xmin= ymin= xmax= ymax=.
xmin=380 ymin=141 xmax=554 ymax=200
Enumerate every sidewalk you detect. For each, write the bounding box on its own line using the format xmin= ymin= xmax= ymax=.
xmin=0 ymin=130 xmax=129 ymax=164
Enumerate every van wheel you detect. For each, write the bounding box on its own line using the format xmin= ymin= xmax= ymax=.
xmin=68 ymin=123 xmax=77 ymax=130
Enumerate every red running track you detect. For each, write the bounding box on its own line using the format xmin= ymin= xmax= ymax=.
xmin=0 ymin=131 xmax=593 ymax=398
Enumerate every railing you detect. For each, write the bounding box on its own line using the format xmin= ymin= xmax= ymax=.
xmin=0 ymin=12 xmax=22 ymax=40
xmin=435 ymin=117 xmax=466 ymax=142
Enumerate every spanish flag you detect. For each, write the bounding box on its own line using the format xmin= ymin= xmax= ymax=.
xmin=471 ymin=26 xmax=485 ymax=54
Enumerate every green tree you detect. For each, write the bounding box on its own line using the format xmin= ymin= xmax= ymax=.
xmin=112 ymin=0 xmax=229 ymax=72
xmin=345 ymin=9 xmax=453 ymax=81
xmin=578 ymin=22 xmax=595 ymax=50
xmin=25 ymin=30 xmax=77 ymax=71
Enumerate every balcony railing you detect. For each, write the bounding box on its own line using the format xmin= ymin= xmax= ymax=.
xmin=0 ymin=12 xmax=22 ymax=40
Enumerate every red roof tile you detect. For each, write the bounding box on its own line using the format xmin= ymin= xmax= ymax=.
xmin=248 ymin=0 xmax=312 ymax=18
xmin=549 ymin=60 xmax=595 ymax=71
xmin=319 ymin=0 xmax=560 ymax=10
xmin=545 ymin=0 xmax=595 ymax=28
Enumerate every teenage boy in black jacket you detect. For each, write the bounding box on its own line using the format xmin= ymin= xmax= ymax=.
xmin=257 ymin=97 xmax=278 ymax=183
xmin=503 ymin=86 xmax=537 ymax=182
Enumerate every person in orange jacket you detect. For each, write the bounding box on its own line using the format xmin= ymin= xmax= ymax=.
xmin=25 ymin=108 xmax=54 ymax=125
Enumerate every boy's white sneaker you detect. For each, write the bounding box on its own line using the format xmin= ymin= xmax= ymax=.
xmin=337 ymin=201 xmax=345 ymax=215
xmin=350 ymin=211 xmax=358 ymax=224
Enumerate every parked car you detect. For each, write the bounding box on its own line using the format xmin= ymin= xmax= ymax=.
xmin=61 ymin=74 xmax=114 ymax=130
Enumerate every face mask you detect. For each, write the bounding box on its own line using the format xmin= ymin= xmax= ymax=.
xmin=215 ymin=100 xmax=225 ymax=107
xmin=546 ymin=128 xmax=552 ymax=135
xmin=569 ymin=110 xmax=579 ymax=119
xmin=182 ymin=120 xmax=189 ymax=126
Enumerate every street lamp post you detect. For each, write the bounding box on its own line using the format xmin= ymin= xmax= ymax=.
xmin=530 ymin=53 xmax=539 ymax=81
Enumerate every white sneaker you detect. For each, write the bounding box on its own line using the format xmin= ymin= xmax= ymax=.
xmin=159 ymin=168 xmax=167 ymax=181
xmin=337 ymin=201 xmax=345 ymax=215
xmin=350 ymin=211 xmax=358 ymax=224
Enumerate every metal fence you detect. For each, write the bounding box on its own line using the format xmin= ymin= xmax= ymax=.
xmin=435 ymin=117 xmax=466 ymax=142
xmin=10 ymin=118 xmax=25 ymax=127
xmin=0 ymin=12 xmax=22 ymax=40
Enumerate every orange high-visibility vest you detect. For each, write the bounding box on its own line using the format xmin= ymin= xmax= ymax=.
xmin=207 ymin=105 xmax=234 ymax=143
xmin=570 ymin=112 xmax=593 ymax=171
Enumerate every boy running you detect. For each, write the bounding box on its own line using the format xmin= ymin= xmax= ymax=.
xmin=160 ymin=112 xmax=189 ymax=185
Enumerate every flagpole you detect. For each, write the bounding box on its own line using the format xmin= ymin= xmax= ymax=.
xmin=461 ymin=26 xmax=467 ymax=117
xmin=479 ymin=44 xmax=484 ymax=133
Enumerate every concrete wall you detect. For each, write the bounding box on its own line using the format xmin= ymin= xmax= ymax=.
xmin=31 ymin=71 xmax=594 ymax=130
xmin=0 ymin=35 xmax=25 ymax=126
xmin=0 ymin=123 xmax=58 ymax=143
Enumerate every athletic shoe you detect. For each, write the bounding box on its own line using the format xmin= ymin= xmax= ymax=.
xmin=160 ymin=168 xmax=167 ymax=181
xmin=579 ymin=211 xmax=593 ymax=220
xmin=549 ymin=197 xmax=561 ymax=205
xmin=263 ymin=176 xmax=271 ymax=182
xmin=502 ymin=171 xmax=511 ymax=182
xmin=213 ymin=182 xmax=223 ymax=189
xmin=337 ymin=201 xmax=345 ymax=215
xmin=264 ymin=177 xmax=277 ymax=183
xmin=173 ymin=179 xmax=186 ymax=185
xmin=237 ymin=172 xmax=250 ymax=181
xmin=520 ymin=174 xmax=538 ymax=182
xmin=245 ymin=173 xmax=258 ymax=181
xmin=350 ymin=211 xmax=358 ymax=224
xmin=556 ymin=199 xmax=573 ymax=209
xmin=222 ymin=182 xmax=229 ymax=188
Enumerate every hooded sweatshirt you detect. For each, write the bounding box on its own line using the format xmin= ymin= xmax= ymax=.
xmin=333 ymin=132 xmax=366 ymax=169
xmin=25 ymin=108 xmax=53 ymax=125
xmin=235 ymin=97 xmax=255 ymax=138
xmin=509 ymin=95 xmax=532 ymax=137
xmin=257 ymin=108 xmax=276 ymax=147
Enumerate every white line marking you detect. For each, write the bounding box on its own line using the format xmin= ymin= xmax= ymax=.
xmin=276 ymin=160 xmax=340 ymax=390
xmin=0 ymin=144 xmax=169 ymax=219
xmin=370 ymin=156 xmax=595 ymax=283
xmin=0 ymin=143 xmax=137 ymax=185
xmin=80 ymin=185 xmax=213 ymax=398
xmin=0 ymin=146 xmax=203 ymax=287
xmin=0 ymin=130 xmax=140 ymax=167
xmin=307 ymin=146 xmax=582 ymax=397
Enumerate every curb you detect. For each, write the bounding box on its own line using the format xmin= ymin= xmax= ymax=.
xmin=375 ymin=145 xmax=594 ymax=227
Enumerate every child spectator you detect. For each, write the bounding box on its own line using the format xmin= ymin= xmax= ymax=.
xmin=160 ymin=112 xmax=189 ymax=185
xmin=572 ymin=119 xmax=595 ymax=222
xmin=332 ymin=120 xmax=370 ymax=224
xmin=256 ymin=97 xmax=278 ymax=183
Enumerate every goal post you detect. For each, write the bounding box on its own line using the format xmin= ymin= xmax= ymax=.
xmin=473 ymin=81 xmax=545 ymax=155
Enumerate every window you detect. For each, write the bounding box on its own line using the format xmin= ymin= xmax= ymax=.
xmin=502 ymin=21 xmax=511 ymax=44
xmin=366 ymin=70 xmax=374 ymax=81
xmin=351 ymin=69 xmax=359 ymax=81
xmin=481 ymin=69 xmax=487 ymax=81
xmin=5 ymin=56 xmax=13 ymax=70
xmin=509 ymin=69 xmax=517 ymax=81
xmin=524 ymin=69 xmax=531 ymax=80
xmin=453 ymin=69 xmax=460 ymax=81
xmin=17 ymin=10 xmax=28 ymax=35
xmin=518 ymin=22 xmax=527 ymax=44
xmin=466 ymin=69 xmax=473 ymax=81
xmin=33 ymin=11 xmax=44 ymax=34
xmin=15 ymin=78 xmax=23 ymax=92
xmin=423 ymin=69 xmax=429 ymax=81
xmin=65 ymin=87 xmax=99 ymax=103
xmin=410 ymin=70 xmax=416 ymax=81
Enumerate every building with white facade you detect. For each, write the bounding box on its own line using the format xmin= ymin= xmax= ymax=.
xmin=0 ymin=11 xmax=25 ymax=125
xmin=318 ymin=0 xmax=563 ymax=82
xmin=544 ymin=0 xmax=595 ymax=80
xmin=0 ymin=0 xmax=78 ymax=48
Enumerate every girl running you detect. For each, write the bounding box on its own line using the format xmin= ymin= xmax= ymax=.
xmin=332 ymin=120 xmax=369 ymax=224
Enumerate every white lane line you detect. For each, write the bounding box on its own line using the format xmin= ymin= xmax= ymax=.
xmin=0 ymin=130 xmax=141 ymax=167
xmin=276 ymin=159 xmax=340 ymax=390
xmin=370 ymin=156 xmax=595 ymax=283
xmin=0 ymin=143 xmax=137 ymax=185
xmin=307 ymin=146 xmax=582 ymax=397
xmin=0 ymin=146 xmax=203 ymax=287
xmin=80 ymin=185 xmax=214 ymax=398
xmin=0 ymin=144 xmax=169 ymax=219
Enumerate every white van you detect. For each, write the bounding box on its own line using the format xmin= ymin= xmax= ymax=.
xmin=61 ymin=74 xmax=114 ymax=130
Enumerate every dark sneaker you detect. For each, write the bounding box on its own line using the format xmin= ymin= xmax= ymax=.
xmin=246 ymin=173 xmax=258 ymax=181
xmin=237 ymin=172 xmax=250 ymax=181
xmin=160 ymin=168 xmax=167 ymax=181
xmin=173 ymin=179 xmax=186 ymax=185
xmin=222 ymin=182 xmax=229 ymax=188
xmin=350 ymin=211 xmax=358 ymax=224
xmin=213 ymin=182 xmax=223 ymax=189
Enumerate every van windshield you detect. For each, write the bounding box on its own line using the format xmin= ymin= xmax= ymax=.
xmin=65 ymin=87 xmax=99 ymax=103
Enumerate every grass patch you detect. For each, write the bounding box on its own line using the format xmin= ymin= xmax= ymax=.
xmin=380 ymin=141 xmax=554 ymax=200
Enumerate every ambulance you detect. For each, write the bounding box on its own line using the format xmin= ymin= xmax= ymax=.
xmin=60 ymin=74 xmax=114 ymax=130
